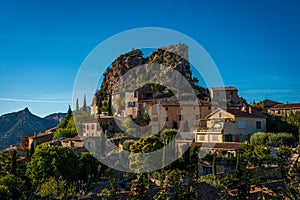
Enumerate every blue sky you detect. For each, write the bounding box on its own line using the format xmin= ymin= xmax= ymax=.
xmin=0 ymin=0 xmax=299 ymax=117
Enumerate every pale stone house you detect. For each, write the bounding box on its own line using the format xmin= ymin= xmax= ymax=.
xmin=194 ymin=107 xmax=266 ymax=143
xmin=82 ymin=120 xmax=102 ymax=137
xmin=268 ymin=103 xmax=300 ymax=116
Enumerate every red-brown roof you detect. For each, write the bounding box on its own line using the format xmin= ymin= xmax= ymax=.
xmin=29 ymin=132 xmax=53 ymax=139
xmin=205 ymin=108 xmax=266 ymax=119
xmin=60 ymin=135 xmax=82 ymax=142
xmin=262 ymin=99 xmax=282 ymax=108
xmin=227 ymin=109 xmax=266 ymax=118
xmin=269 ymin=103 xmax=300 ymax=110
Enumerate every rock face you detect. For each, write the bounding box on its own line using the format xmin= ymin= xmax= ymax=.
xmin=96 ymin=44 xmax=208 ymax=105
xmin=0 ymin=108 xmax=65 ymax=150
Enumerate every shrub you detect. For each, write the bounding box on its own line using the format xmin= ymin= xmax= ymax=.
xmin=250 ymin=132 xmax=296 ymax=147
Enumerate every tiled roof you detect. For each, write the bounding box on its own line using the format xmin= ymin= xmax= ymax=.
xmin=269 ymin=103 xmax=300 ymax=110
xmin=262 ymin=99 xmax=282 ymax=108
xmin=192 ymin=142 xmax=243 ymax=150
xmin=205 ymin=108 xmax=266 ymax=119
xmin=29 ymin=132 xmax=53 ymax=139
xmin=60 ymin=135 xmax=82 ymax=142
xmin=227 ymin=109 xmax=266 ymax=118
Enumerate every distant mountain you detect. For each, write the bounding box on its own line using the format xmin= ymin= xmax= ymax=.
xmin=0 ymin=108 xmax=66 ymax=150
xmin=44 ymin=112 xmax=67 ymax=123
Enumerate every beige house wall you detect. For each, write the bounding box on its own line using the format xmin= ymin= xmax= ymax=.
xmin=268 ymin=108 xmax=300 ymax=116
xmin=223 ymin=117 xmax=266 ymax=139
xmin=83 ymin=122 xmax=102 ymax=136
xmin=196 ymin=108 xmax=266 ymax=143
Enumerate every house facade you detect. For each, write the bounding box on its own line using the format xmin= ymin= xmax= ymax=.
xmin=194 ymin=107 xmax=266 ymax=143
xmin=82 ymin=120 xmax=102 ymax=137
xmin=268 ymin=103 xmax=300 ymax=116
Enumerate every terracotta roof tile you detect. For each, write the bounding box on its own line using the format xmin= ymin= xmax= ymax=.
xmin=269 ymin=103 xmax=300 ymax=110
xmin=227 ymin=109 xmax=266 ymax=118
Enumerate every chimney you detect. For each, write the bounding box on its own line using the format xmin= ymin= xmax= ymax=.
xmin=249 ymin=107 xmax=252 ymax=114
xmin=34 ymin=131 xmax=37 ymax=137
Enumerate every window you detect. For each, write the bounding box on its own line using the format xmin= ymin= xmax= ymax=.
xmin=238 ymin=121 xmax=246 ymax=129
xmin=256 ymin=121 xmax=262 ymax=129
xmin=133 ymin=91 xmax=138 ymax=98
xmin=208 ymin=107 xmax=211 ymax=110
xmin=91 ymin=124 xmax=95 ymax=130
xmin=225 ymin=134 xmax=233 ymax=142
xmin=165 ymin=117 xmax=169 ymax=121
xmin=198 ymin=135 xmax=205 ymax=141
xmin=176 ymin=115 xmax=184 ymax=121
xmin=219 ymin=113 xmax=222 ymax=118
xmin=212 ymin=135 xmax=218 ymax=141
xmin=152 ymin=117 xmax=158 ymax=122
xmin=165 ymin=107 xmax=168 ymax=111
xmin=127 ymin=102 xmax=136 ymax=107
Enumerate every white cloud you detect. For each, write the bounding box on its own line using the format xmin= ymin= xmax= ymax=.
xmin=0 ymin=97 xmax=70 ymax=104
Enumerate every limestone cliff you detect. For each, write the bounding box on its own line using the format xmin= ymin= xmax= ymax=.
xmin=96 ymin=44 xmax=208 ymax=106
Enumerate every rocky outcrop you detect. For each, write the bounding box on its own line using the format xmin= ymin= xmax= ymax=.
xmin=96 ymin=44 xmax=208 ymax=105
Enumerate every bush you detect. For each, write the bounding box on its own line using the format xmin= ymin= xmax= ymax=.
xmin=250 ymin=132 xmax=296 ymax=147
xmin=123 ymin=139 xmax=136 ymax=151
xmin=53 ymin=127 xmax=78 ymax=139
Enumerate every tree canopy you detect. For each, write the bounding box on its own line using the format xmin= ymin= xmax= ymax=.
xmin=26 ymin=144 xmax=79 ymax=186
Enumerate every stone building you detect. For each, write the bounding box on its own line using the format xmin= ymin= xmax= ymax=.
xmin=268 ymin=102 xmax=300 ymax=116
xmin=194 ymin=107 xmax=266 ymax=143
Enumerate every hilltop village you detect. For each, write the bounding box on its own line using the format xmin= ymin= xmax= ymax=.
xmin=1 ymin=44 xmax=300 ymax=199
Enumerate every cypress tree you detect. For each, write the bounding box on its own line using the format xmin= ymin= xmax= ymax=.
xmin=76 ymin=98 xmax=79 ymax=111
xmin=67 ymin=105 xmax=72 ymax=120
xmin=83 ymin=95 xmax=87 ymax=113
xmin=212 ymin=153 xmax=216 ymax=177
xmin=11 ymin=150 xmax=17 ymax=175
xmin=108 ymin=95 xmax=112 ymax=116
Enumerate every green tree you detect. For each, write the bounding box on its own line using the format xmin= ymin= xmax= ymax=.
xmin=78 ymin=152 xmax=99 ymax=182
xmin=76 ymin=98 xmax=79 ymax=111
xmin=251 ymin=132 xmax=296 ymax=147
xmin=277 ymin=145 xmax=300 ymax=199
xmin=54 ymin=115 xmax=78 ymax=139
xmin=108 ymin=95 xmax=112 ymax=116
xmin=83 ymin=94 xmax=87 ymax=113
xmin=67 ymin=105 xmax=72 ymax=120
xmin=212 ymin=153 xmax=216 ymax=177
xmin=122 ymin=117 xmax=136 ymax=133
xmin=36 ymin=176 xmax=77 ymax=199
xmin=0 ymin=185 xmax=11 ymax=200
xmin=161 ymin=129 xmax=178 ymax=169
xmin=26 ymin=144 xmax=79 ymax=187
xmin=131 ymin=173 xmax=149 ymax=199
xmin=123 ymin=139 xmax=136 ymax=151
xmin=0 ymin=175 xmax=25 ymax=199
xmin=129 ymin=136 xmax=163 ymax=172
xmin=11 ymin=150 xmax=17 ymax=175
xmin=0 ymin=151 xmax=14 ymax=176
